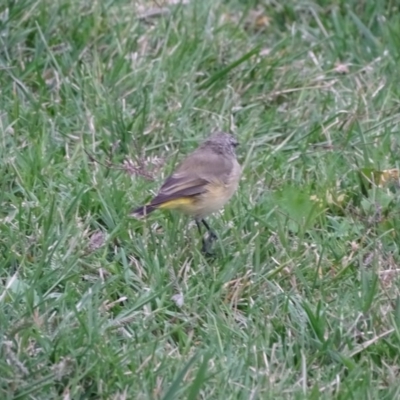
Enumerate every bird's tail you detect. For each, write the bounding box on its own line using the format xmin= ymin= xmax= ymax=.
xmin=131 ymin=204 xmax=158 ymax=218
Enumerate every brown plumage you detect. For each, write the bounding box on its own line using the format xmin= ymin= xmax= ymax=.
xmin=132 ymin=131 xmax=241 ymax=254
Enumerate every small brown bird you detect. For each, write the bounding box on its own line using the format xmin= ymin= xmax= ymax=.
xmin=133 ymin=131 xmax=241 ymax=253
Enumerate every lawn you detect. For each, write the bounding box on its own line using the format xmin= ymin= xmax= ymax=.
xmin=1 ymin=0 xmax=400 ymax=398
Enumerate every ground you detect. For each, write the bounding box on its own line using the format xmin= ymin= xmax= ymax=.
xmin=1 ymin=0 xmax=400 ymax=398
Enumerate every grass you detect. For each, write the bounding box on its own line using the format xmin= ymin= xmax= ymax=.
xmin=1 ymin=0 xmax=400 ymax=398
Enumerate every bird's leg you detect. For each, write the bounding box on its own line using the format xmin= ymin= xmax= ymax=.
xmin=195 ymin=219 xmax=208 ymax=254
xmin=201 ymin=219 xmax=217 ymax=255
xmin=201 ymin=219 xmax=217 ymax=241
xmin=195 ymin=219 xmax=216 ymax=255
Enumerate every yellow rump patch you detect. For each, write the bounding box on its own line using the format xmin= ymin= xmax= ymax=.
xmin=158 ymin=197 xmax=195 ymax=209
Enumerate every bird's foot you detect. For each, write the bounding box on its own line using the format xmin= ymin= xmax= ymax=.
xmin=201 ymin=231 xmax=217 ymax=256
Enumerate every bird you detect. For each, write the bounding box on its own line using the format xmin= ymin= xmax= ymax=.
xmin=132 ymin=131 xmax=241 ymax=254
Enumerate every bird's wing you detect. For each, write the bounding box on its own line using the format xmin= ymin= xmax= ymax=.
xmin=149 ymin=151 xmax=233 ymax=206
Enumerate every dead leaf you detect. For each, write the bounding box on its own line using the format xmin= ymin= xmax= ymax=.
xmin=334 ymin=61 xmax=350 ymax=74
xmin=245 ymin=8 xmax=270 ymax=31
xmin=89 ymin=230 xmax=106 ymax=252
